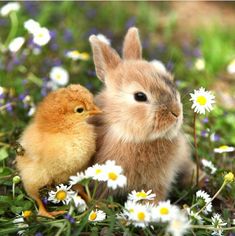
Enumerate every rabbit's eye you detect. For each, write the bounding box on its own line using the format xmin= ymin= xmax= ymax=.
xmin=134 ymin=92 xmax=147 ymax=102
xmin=74 ymin=106 xmax=84 ymax=113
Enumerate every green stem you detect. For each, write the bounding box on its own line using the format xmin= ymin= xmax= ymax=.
xmin=68 ymin=204 xmax=74 ymax=215
xmin=12 ymin=183 xmax=15 ymax=199
xmin=92 ymin=180 xmax=98 ymax=199
xmin=4 ymin=12 xmax=18 ymax=47
xmin=196 ymin=181 xmax=226 ymax=216
xmin=27 ymin=73 xmax=43 ymax=87
xmin=191 ymin=225 xmax=235 ymax=231
xmin=193 ymin=112 xmax=199 ymax=186
xmin=84 ymin=184 xmax=91 ymax=200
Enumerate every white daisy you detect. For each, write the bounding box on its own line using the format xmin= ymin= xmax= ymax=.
xmin=196 ymin=190 xmax=212 ymax=214
xmin=214 ymin=145 xmax=235 ymax=154
xmin=85 ymin=163 xmax=106 ymax=181
xmin=13 ymin=211 xmax=31 ymax=235
xmin=190 ymin=87 xmax=215 ymax=114
xmin=186 ymin=207 xmax=204 ymax=224
xmin=0 ymin=2 xmax=20 ymax=17
xmin=49 ymin=66 xmax=69 ymax=86
xmin=88 ymin=209 xmax=106 ymax=222
xmin=72 ymin=194 xmax=87 ymax=213
xmin=151 ymin=60 xmax=167 ymax=73
xmin=103 ymin=160 xmax=127 ymax=190
xmin=128 ymin=189 xmax=156 ymax=202
xmin=194 ymin=58 xmax=205 ymax=71
xmin=32 ymin=27 xmax=51 ymax=46
xmin=128 ymin=204 xmax=152 ymax=228
xmin=66 ymin=50 xmax=90 ymax=61
xmin=69 ymin=172 xmax=87 ymax=186
xmin=48 ymin=184 xmax=75 ymax=205
xmin=13 ymin=217 xmax=28 ymax=235
xmin=152 ymin=200 xmax=179 ymax=222
xmin=201 ymin=159 xmax=217 ymax=174
xmin=24 ymin=19 xmax=41 ymax=34
xmin=116 ymin=212 xmax=131 ymax=226
xmin=124 ymin=200 xmax=137 ymax=215
xmin=27 ymin=105 xmax=36 ymax=117
xmin=211 ymin=213 xmax=227 ymax=236
xmin=227 ymin=59 xmax=235 ymax=74
xmin=97 ymin=34 xmax=111 ymax=45
xmin=0 ymin=86 xmax=5 ymax=95
xmin=8 ymin=37 xmax=25 ymax=53
xmin=167 ymin=212 xmax=190 ymax=236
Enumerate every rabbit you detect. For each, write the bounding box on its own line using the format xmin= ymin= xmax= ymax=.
xmin=89 ymin=27 xmax=196 ymax=201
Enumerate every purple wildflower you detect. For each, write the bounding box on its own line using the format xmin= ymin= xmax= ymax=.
xmin=201 ymin=130 xmax=208 ymax=138
xmin=166 ymin=61 xmax=174 ymax=71
xmin=87 ymin=70 xmax=96 ymax=77
xmin=210 ymin=133 xmax=221 ymax=142
xmin=193 ymin=48 xmax=202 ymax=58
xmin=64 ymin=213 xmax=75 ymax=224
xmin=35 ymin=233 xmax=43 ymax=236
xmin=202 ymin=117 xmax=209 ymax=123
xmin=42 ymin=197 xmax=48 ymax=206
xmin=125 ymin=17 xmax=136 ymax=29
xmin=6 ymin=103 xmax=13 ymax=113
xmin=63 ymin=29 xmax=74 ymax=43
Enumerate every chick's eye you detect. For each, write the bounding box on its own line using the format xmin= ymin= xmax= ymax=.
xmin=74 ymin=107 xmax=84 ymax=113
xmin=134 ymin=92 xmax=147 ymax=102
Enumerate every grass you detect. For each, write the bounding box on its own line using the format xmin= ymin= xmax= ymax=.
xmin=0 ymin=2 xmax=234 ymax=236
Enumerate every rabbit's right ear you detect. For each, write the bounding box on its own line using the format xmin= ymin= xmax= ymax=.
xmin=123 ymin=27 xmax=142 ymax=60
xmin=89 ymin=35 xmax=121 ymax=82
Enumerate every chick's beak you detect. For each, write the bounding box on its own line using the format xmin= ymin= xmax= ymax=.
xmin=88 ymin=106 xmax=102 ymax=116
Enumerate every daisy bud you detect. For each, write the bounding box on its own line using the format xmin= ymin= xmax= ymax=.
xmin=13 ymin=175 xmax=21 ymax=184
xmin=224 ymin=172 xmax=234 ymax=183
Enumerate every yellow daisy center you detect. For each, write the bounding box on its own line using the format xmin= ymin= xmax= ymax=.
xmin=129 ymin=208 xmax=134 ymax=213
xmin=56 ymin=74 xmax=62 ymax=80
xmin=136 ymin=191 xmax=147 ymax=198
xmin=172 ymin=219 xmax=182 ymax=230
xmin=196 ymin=96 xmax=207 ymax=106
xmin=219 ymin=145 xmax=229 ymax=150
xmin=55 ymin=190 xmax=67 ymax=201
xmin=71 ymin=51 xmax=80 ymax=57
xmin=137 ymin=212 xmax=145 ymax=221
xmin=22 ymin=210 xmax=32 ymax=218
xmin=38 ymin=33 xmax=44 ymax=38
xmin=95 ymin=169 xmax=102 ymax=174
xmin=81 ymin=52 xmax=89 ymax=60
xmin=89 ymin=212 xmax=97 ymax=221
xmin=160 ymin=207 xmax=169 ymax=215
xmin=108 ymin=172 xmax=118 ymax=181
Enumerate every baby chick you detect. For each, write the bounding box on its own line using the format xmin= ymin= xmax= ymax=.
xmin=16 ymin=84 xmax=101 ymax=218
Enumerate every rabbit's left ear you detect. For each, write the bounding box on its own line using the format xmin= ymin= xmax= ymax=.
xmin=123 ymin=27 xmax=142 ymax=60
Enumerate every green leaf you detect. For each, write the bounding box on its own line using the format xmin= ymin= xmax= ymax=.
xmin=0 ymin=148 xmax=8 ymax=161
xmin=10 ymin=205 xmax=23 ymax=214
xmin=0 ymin=196 xmax=12 ymax=204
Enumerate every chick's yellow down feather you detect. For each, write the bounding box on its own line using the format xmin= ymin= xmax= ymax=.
xmin=16 ymin=84 xmax=101 ymax=218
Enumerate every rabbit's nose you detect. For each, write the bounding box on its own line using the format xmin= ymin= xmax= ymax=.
xmin=170 ymin=106 xmax=181 ymax=118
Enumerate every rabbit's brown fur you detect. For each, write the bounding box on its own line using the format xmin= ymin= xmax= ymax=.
xmin=89 ymin=28 xmax=195 ymax=200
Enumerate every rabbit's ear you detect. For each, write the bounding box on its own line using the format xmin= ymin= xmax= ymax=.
xmin=89 ymin=35 xmax=121 ymax=82
xmin=123 ymin=27 xmax=142 ymax=60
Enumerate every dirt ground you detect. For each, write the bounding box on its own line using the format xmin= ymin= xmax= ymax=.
xmin=172 ymin=1 xmax=235 ymax=32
